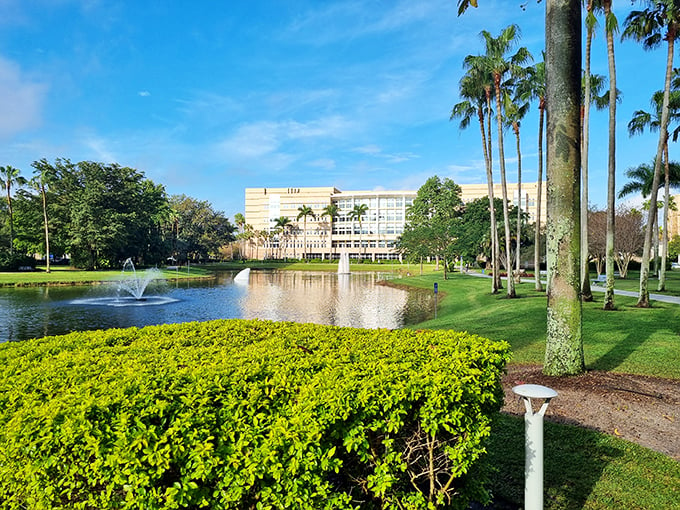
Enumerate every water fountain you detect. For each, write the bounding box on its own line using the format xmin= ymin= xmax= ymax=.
xmin=234 ymin=267 xmax=251 ymax=284
xmin=338 ymin=252 xmax=350 ymax=275
xmin=70 ymin=258 xmax=178 ymax=307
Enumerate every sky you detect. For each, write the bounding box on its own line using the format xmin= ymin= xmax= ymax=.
xmin=0 ymin=0 xmax=672 ymax=219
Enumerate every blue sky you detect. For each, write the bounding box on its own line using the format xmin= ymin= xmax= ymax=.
xmin=0 ymin=0 xmax=671 ymax=219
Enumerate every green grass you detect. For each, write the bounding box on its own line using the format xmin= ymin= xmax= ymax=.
xmin=398 ymin=272 xmax=680 ymax=379
xmin=593 ymin=268 xmax=680 ymax=295
xmin=488 ymin=414 xmax=680 ymax=509
xmin=0 ymin=265 xmax=213 ymax=286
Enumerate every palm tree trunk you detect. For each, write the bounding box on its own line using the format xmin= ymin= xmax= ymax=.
xmin=514 ymin=122 xmax=522 ymax=277
xmin=659 ymin=141 xmax=670 ymax=290
xmin=477 ymin=106 xmax=499 ymax=293
xmin=603 ymin=1 xmax=617 ymax=310
xmin=535 ymin=101 xmax=545 ymax=291
xmin=638 ymin=28 xmax=675 ymax=307
xmin=544 ymin=0 xmax=584 ymax=376
xmin=486 ymin=88 xmax=502 ymax=291
xmin=581 ymin=6 xmax=594 ymax=301
xmin=494 ymin=75 xmax=516 ymax=298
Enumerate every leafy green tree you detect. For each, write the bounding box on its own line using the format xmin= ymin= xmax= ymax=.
xmin=402 ymin=176 xmax=463 ymax=279
xmin=170 ymin=194 xmax=235 ymax=263
xmin=0 ymin=166 xmax=26 ymax=254
xmin=348 ymin=203 xmax=368 ymax=259
xmin=320 ymin=204 xmax=339 ymax=260
xmin=30 ymin=159 xmax=59 ymax=272
xmin=622 ymin=0 xmax=680 ymax=307
xmin=296 ymin=205 xmax=316 ymax=260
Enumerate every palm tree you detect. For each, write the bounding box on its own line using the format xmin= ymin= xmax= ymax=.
xmin=273 ymin=216 xmax=291 ymax=259
xmin=595 ymin=0 xmax=619 ymax=311
xmin=580 ymin=70 xmax=612 ymax=301
xmin=30 ymin=159 xmax=57 ymax=273
xmin=503 ymin=87 xmax=529 ymax=276
xmin=452 ymin=66 xmax=501 ymax=293
xmin=622 ymin=1 xmax=680 ymax=307
xmin=348 ymin=203 xmax=368 ymax=260
xmin=518 ymin=57 xmax=546 ymax=291
xmin=0 ymin=165 xmax=27 ymax=255
xmin=476 ymin=24 xmax=532 ymax=297
xmin=628 ymin=86 xmax=680 ymax=290
xmin=320 ymin=204 xmax=339 ymax=261
xmin=234 ymin=213 xmax=246 ymax=260
xmin=543 ymin=0 xmax=585 ymax=375
xmin=296 ymin=205 xmax=316 ymax=260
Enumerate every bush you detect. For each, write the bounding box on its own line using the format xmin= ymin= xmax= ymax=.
xmin=0 ymin=251 xmax=35 ymax=271
xmin=0 ymin=320 xmax=510 ymax=509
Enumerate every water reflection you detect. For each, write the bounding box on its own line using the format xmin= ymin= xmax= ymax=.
xmin=0 ymin=270 xmax=434 ymax=342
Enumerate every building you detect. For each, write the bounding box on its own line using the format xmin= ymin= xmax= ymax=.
xmin=244 ymin=182 xmax=546 ymax=260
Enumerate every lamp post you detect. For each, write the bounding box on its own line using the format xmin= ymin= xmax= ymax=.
xmin=512 ymin=383 xmax=558 ymax=510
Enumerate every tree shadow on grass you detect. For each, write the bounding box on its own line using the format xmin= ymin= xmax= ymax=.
xmin=486 ymin=414 xmax=624 ymax=509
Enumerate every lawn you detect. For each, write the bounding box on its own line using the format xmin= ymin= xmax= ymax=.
xmin=0 ymin=265 xmax=213 ymax=286
xmin=398 ymin=272 xmax=680 ymax=379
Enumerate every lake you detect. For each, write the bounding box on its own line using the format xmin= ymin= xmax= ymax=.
xmin=0 ymin=270 xmax=434 ymax=342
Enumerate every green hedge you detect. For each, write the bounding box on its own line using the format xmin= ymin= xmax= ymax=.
xmin=0 ymin=320 xmax=510 ymax=509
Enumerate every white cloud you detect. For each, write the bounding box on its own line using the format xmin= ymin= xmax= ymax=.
xmin=0 ymin=56 xmax=47 ymax=138
xmin=138 ymin=90 xmax=150 ymax=97
xmin=309 ymin=158 xmax=336 ymax=170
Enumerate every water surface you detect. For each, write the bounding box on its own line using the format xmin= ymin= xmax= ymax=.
xmin=0 ymin=270 xmax=433 ymax=342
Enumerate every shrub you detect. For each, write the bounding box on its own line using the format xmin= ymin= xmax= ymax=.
xmin=0 ymin=320 xmax=510 ymax=509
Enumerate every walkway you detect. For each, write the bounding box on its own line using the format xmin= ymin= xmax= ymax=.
xmin=464 ymin=271 xmax=680 ymax=305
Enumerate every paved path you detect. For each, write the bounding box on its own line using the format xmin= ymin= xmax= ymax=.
xmin=463 ymin=271 xmax=680 ymax=305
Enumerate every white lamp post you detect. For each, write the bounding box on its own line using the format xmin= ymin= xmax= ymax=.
xmin=512 ymin=383 xmax=558 ymax=510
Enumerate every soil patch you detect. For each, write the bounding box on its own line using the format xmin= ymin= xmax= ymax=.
xmin=502 ymin=365 xmax=680 ymax=460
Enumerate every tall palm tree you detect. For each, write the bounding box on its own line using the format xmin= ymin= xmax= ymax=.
xmin=348 ymin=203 xmax=368 ymax=260
xmin=596 ymin=0 xmax=619 ymax=310
xmin=273 ymin=216 xmax=291 ymax=259
xmin=0 ymin=165 xmax=27 ymax=255
xmin=30 ymin=159 xmax=57 ymax=273
xmin=296 ymin=204 xmax=316 ymax=260
xmin=622 ymin=1 xmax=680 ymax=307
xmin=503 ymin=87 xmax=529 ymax=276
xmin=518 ymin=57 xmax=546 ymax=291
xmin=628 ymin=86 xmax=680 ymax=290
xmin=477 ymin=24 xmax=532 ymax=297
xmin=580 ymin=69 xmax=612 ymax=301
xmin=320 ymin=203 xmax=339 ymax=261
xmin=234 ymin=213 xmax=246 ymax=260
xmin=452 ymin=66 xmax=501 ymax=293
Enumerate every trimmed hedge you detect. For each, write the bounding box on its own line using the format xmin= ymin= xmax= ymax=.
xmin=0 ymin=320 xmax=510 ymax=509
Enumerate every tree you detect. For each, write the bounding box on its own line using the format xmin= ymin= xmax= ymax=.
xmin=296 ymin=205 xmax=316 ymax=260
xmin=0 ymin=166 xmax=26 ymax=255
xmin=458 ymin=0 xmax=585 ymax=376
xmin=348 ymin=203 xmax=368 ymax=259
xmin=543 ymin=0 xmax=585 ymax=375
xmin=453 ymin=60 xmax=501 ymax=293
xmin=518 ymin=56 xmax=546 ymax=291
xmin=320 ymin=204 xmax=339 ymax=260
xmin=477 ymin=24 xmax=532 ymax=297
xmin=622 ymin=0 xmax=680 ymax=307
xmin=402 ymin=176 xmax=463 ymax=279
xmin=234 ymin=213 xmax=246 ymax=260
xmin=503 ymin=88 xmax=530 ymax=276
xmin=273 ymin=216 xmax=292 ymax=259
xmin=628 ymin=85 xmax=680 ymax=290
xmin=30 ymin=159 xmax=60 ymax=272
xmin=588 ymin=207 xmax=607 ymax=276
xmin=614 ymin=206 xmax=645 ymax=278
xmin=169 ymin=194 xmax=235 ymax=264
